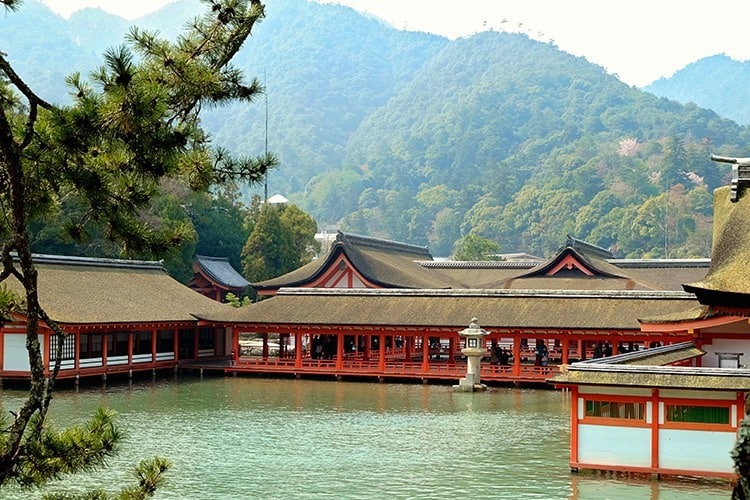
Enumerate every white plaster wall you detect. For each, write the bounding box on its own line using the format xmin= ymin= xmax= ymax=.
xmin=3 ymin=333 xmax=42 ymax=372
xmin=701 ymin=339 xmax=749 ymax=368
xmin=578 ymin=425 xmax=651 ymax=467
xmin=659 ymin=429 xmax=735 ymax=473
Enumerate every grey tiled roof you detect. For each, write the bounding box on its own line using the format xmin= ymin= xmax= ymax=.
xmin=195 ymin=255 xmax=249 ymax=289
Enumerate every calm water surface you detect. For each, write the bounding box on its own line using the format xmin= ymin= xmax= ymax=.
xmin=0 ymin=376 xmax=732 ymax=499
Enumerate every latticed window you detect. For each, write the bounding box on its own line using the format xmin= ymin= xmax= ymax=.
xmin=585 ymin=400 xmax=645 ymax=420
xmin=665 ymin=405 xmax=730 ymax=424
xmin=50 ymin=334 xmax=76 ymax=361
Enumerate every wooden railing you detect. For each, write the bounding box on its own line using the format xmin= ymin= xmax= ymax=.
xmin=233 ymin=356 xmax=555 ymax=383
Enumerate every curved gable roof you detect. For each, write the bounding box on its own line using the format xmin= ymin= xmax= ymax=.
xmin=252 ymin=231 xmax=456 ymax=291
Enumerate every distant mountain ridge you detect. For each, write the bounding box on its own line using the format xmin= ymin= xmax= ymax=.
xmin=3 ymin=0 xmax=750 ymax=260
xmin=645 ymin=54 xmax=750 ymax=126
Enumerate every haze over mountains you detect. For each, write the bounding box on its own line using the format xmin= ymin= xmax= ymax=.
xmin=4 ymin=0 xmax=750 ymax=259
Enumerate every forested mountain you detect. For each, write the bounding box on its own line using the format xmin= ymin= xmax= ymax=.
xmin=645 ymin=54 xmax=750 ymax=127
xmin=4 ymin=0 xmax=750 ymax=263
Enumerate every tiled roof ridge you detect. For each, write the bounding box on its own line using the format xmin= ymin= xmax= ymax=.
xmin=337 ymin=231 xmax=431 ymax=257
xmin=565 ymin=235 xmax=614 ymax=259
xmin=25 ymin=253 xmax=164 ymax=270
xmin=195 ymin=254 xmax=230 ymax=262
xmin=418 ymin=260 xmax=537 ymax=269
xmin=276 ymin=287 xmax=696 ymax=300
xmin=609 ymin=258 xmax=711 ymax=269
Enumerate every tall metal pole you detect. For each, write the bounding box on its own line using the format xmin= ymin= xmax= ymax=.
xmin=264 ymin=69 xmax=268 ymax=202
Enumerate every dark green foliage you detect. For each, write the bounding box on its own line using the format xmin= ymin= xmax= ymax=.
xmin=0 ymin=0 xmax=270 ymax=496
xmin=9 ymin=407 xmax=121 ymax=488
xmin=732 ymin=394 xmax=750 ymax=499
xmin=453 ymin=234 xmax=501 ymax=261
xmin=241 ymin=202 xmax=319 ymax=282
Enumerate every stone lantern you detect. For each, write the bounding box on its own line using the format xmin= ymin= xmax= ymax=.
xmin=453 ymin=317 xmax=489 ymax=392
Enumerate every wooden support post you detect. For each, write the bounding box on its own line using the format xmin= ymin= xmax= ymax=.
xmin=232 ymin=329 xmax=239 ymax=366
xmin=336 ymin=333 xmax=344 ymax=371
xmin=570 ymin=385 xmax=579 ymax=467
xmin=421 ymin=334 xmax=430 ymax=373
xmin=562 ymin=337 xmax=570 ymax=365
xmin=43 ymin=333 xmax=52 ymax=378
xmin=102 ymin=333 xmax=109 ymax=368
xmin=74 ymin=332 xmax=81 ymax=371
xmin=172 ymin=328 xmax=179 ymax=362
xmin=650 ymin=388 xmax=660 ymax=473
xmin=295 ymin=331 xmax=303 ymax=369
xmin=151 ymin=328 xmax=157 ymax=363
xmin=378 ymin=333 xmax=386 ymax=372
xmin=512 ymin=336 xmax=521 ymax=377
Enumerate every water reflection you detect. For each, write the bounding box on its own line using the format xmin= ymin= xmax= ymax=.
xmin=0 ymin=376 xmax=733 ymax=499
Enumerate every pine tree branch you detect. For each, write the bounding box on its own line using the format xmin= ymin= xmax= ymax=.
xmin=0 ymin=54 xmax=53 ymax=111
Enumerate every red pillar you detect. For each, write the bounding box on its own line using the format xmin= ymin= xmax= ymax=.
xmin=562 ymin=337 xmax=569 ymax=365
xmin=232 ymin=329 xmax=239 ymax=365
xmin=151 ymin=328 xmax=157 ymax=363
xmin=421 ymin=334 xmax=430 ymax=372
xmin=295 ymin=331 xmax=303 ymax=369
xmin=262 ymin=332 xmax=269 ymax=360
xmin=363 ymin=334 xmax=370 ymax=361
xmin=74 ymin=332 xmax=80 ymax=371
xmin=336 ymin=333 xmax=344 ymax=370
xmin=570 ymin=385 xmax=579 ymax=467
xmin=650 ymin=389 xmax=660 ymax=472
xmin=172 ymin=328 xmax=178 ymax=361
xmin=103 ymin=333 xmax=109 ymax=367
xmin=43 ymin=333 xmax=52 ymax=377
xmin=378 ymin=333 xmax=386 ymax=372
xmin=512 ymin=336 xmax=521 ymax=377
xmin=128 ymin=332 xmax=134 ymax=364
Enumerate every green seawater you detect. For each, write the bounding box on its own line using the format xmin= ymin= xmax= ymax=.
xmin=0 ymin=376 xmax=733 ymax=499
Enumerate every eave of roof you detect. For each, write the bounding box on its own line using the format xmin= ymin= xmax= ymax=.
xmin=194 ymin=255 xmax=249 ymax=289
xmin=197 ymin=287 xmax=698 ymax=331
xmin=549 ymin=342 xmax=750 ymax=390
xmin=6 ymin=255 xmax=237 ymax=325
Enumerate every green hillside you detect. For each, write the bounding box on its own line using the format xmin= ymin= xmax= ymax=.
xmin=3 ymin=0 xmax=749 ymax=261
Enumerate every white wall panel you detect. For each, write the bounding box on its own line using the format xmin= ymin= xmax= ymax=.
xmin=578 ymin=424 xmax=651 ymax=467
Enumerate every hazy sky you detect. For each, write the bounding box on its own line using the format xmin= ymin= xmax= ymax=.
xmin=40 ymin=0 xmax=750 ymax=87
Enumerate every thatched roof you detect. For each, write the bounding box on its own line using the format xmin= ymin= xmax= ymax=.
xmin=6 ymin=255 xmax=235 ymax=326
xmin=684 ymin=185 xmax=750 ymax=307
xmin=199 ymin=288 xmax=699 ymax=331
xmin=550 ymin=342 xmax=750 ymax=390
